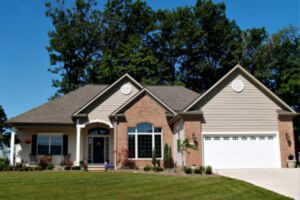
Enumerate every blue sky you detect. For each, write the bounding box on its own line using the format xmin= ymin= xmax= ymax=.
xmin=0 ymin=0 xmax=299 ymax=118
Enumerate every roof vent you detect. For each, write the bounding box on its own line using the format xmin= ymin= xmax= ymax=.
xmin=231 ymin=79 xmax=244 ymax=93
xmin=120 ymin=83 xmax=132 ymax=95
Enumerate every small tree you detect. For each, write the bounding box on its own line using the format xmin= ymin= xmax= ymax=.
xmin=163 ymin=144 xmax=174 ymax=169
xmin=177 ymin=138 xmax=198 ymax=167
xmin=152 ymin=148 xmax=157 ymax=166
xmin=0 ymin=105 xmax=9 ymax=159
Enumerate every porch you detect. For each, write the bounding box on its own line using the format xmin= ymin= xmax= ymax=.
xmin=9 ymin=120 xmax=116 ymax=169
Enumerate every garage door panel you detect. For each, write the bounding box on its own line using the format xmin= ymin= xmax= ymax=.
xmin=203 ymin=135 xmax=280 ymax=169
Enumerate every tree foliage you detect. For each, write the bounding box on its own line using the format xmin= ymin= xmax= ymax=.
xmin=0 ymin=105 xmax=9 ymax=158
xmin=45 ymin=0 xmax=300 ymax=117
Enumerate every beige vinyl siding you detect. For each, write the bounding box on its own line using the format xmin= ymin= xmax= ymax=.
xmin=88 ymin=82 xmax=139 ymax=123
xmin=17 ymin=127 xmax=76 ymax=165
xmin=197 ymin=74 xmax=281 ymax=132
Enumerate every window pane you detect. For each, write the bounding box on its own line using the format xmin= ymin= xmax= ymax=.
xmin=154 ymin=127 xmax=161 ymax=133
xmin=37 ymin=136 xmax=49 ymax=155
xmin=51 ymin=136 xmax=62 ymax=155
xmin=137 ymin=123 xmax=152 ymax=133
xmin=155 ymin=135 xmax=161 ymax=158
xmin=89 ymin=128 xmax=109 ymax=136
xmin=138 ymin=135 xmax=152 ymax=158
xmin=128 ymin=135 xmax=135 ymax=158
xmin=128 ymin=127 xmax=136 ymax=134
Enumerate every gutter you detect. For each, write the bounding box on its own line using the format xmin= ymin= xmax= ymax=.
xmin=168 ymin=110 xmax=203 ymax=125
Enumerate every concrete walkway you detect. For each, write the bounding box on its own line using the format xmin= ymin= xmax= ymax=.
xmin=216 ymin=169 xmax=300 ymax=200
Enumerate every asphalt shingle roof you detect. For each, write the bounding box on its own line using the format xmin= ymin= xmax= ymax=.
xmin=7 ymin=84 xmax=199 ymax=124
xmin=146 ymin=86 xmax=200 ymax=112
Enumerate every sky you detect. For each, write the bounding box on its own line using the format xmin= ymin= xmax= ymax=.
xmin=0 ymin=0 xmax=299 ymax=119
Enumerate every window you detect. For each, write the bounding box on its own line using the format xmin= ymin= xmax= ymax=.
xmin=267 ymin=136 xmax=274 ymax=140
xmin=127 ymin=123 xmax=162 ymax=159
xmin=37 ymin=136 xmax=49 ymax=155
xmin=204 ymin=136 xmax=211 ymax=140
xmin=138 ymin=135 xmax=152 ymax=158
xmin=232 ymin=136 xmax=238 ymax=140
xmin=241 ymin=136 xmax=247 ymax=140
xmin=250 ymin=136 xmax=256 ymax=140
xmin=128 ymin=135 xmax=135 ymax=158
xmin=50 ymin=136 xmax=62 ymax=155
xmin=223 ymin=136 xmax=229 ymax=140
xmin=259 ymin=136 xmax=265 ymax=140
xmin=37 ymin=135 xmax=63 ymax=155
xmin=214 ymin=136 xmax=220 ymax=140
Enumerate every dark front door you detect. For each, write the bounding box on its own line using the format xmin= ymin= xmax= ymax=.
xmin=93 ymin=137 xmax=104 ymax=163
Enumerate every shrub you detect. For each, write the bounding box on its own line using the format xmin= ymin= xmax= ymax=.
xmin=144 ymin=165 xmax=151 ymax=172
xmin=288 ymin=154 xmax=294 ymax=160
xmin=71 ymin=166 xmax=81 ymax=170
xmin=163 ymin=144 xmax=174 ymax=169
xmin=123 ymin=160 xmax=137 ymax=169
xmin=199 ymin=166 xmax=205 ymax=174
xmin=205 ymin=166 xmax=212 ymax=175
xmin=152 ymin=166 xmax=163 ymax=172
xmin=81 ymin=160 xmax=88 ymax=171
xmin=64 ymin=166 xmax=71 ymax=170
xmin=184 ymin=167 xmax=192 ymax=174
xmin=60 ymin=159 xmax=73 ymax=167
xmin=47 ymin=163 xmax=54 ymax=170
xmin=0 ymin=159 xmax=9 ymax=171
xmin=194 ymin=168 xmax=201 ymax=174
xmin=39 ymin=156 xmax=52 ymax=170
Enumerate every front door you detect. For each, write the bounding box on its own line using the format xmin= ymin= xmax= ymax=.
xmin=93 ymin=137 xmax=104 ymax=163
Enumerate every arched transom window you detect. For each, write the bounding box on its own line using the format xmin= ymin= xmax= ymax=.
xmin=128 ymin=122 xmax=162 ymax=159
xmin=88 ymin=128 xmax=109 ymax=136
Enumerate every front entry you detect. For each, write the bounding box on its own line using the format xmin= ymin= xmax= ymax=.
xmin=93 ymin=137 xmax=104 ymax=163
xmin=88 ymin=128 xmax=111 ymax=164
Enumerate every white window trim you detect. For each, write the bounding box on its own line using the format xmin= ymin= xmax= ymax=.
xmin=128 ymin=125 xmax=163 ymax=160
xmin=37 ymin=133 xmax=63 ymax=156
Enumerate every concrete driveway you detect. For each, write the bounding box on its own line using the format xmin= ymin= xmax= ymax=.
xmin=216 ymin=169 xmax=300 ymax=200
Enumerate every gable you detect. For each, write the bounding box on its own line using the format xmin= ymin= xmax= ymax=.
xmin=123 ymin=94 xmax=172 ymax=125
xmin=111 ymin=89 xmax=176 ymax=117
xmin=184 ymin=65 xmax=295 ymax=113
xmin=84 ymin=80 xmax=140 ymax=124
xmin=192 ymin=71 xmax=282 ymax=131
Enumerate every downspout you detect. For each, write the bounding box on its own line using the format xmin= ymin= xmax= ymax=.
xmin=113 ymin=118 xmax=117 ymax=169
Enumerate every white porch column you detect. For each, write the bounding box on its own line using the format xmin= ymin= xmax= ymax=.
xmin=75 ymin=120 xmax=84 ymax=166
xmin=9 ymin=129 xmax=16 ymax=166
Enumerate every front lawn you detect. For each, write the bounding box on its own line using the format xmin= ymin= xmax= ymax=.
xmin=0 ymin=171 xmax=292 ymax=200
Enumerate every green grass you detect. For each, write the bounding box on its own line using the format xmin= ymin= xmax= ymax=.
xmin=0 ymin=171 xmax=292 ymax=200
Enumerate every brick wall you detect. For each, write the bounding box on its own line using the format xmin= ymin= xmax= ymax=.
xmin=278 ymin=115 xmax=296 ymax=167
xmin=115 ymin=94 xmax=173 ymax=168
xmin=183 ymin=116 xmax=202 ymax=167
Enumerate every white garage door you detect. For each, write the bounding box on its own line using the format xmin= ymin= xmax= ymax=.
xmin=203 ymin=134 xmax=281 ymax=169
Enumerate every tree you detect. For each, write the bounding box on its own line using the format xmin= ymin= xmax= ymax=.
xmin=177 ymin=138 xmax=198 ymax=167
xmin=156 ymin=0 xmax=242 ymax=93
xmin=45 ymin=0 xmax=300 ymax=123
xmin=0 ymin=105 xmax=9 ymax=159
xmin=46 ymin=0 xmax=103 ymax=98
xmin=163 ymin=144 xmax=174 ymax=169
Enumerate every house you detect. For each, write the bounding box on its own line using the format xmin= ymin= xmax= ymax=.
xmin=6 ymin=65 xmax=298 ymax=169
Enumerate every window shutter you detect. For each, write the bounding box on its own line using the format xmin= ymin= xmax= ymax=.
xmin=31 ymin=135 xmax=37 ymax=155
xmin=63 ymin=135 xmax=68 ymax=156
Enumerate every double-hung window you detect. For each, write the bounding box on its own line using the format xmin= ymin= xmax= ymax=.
xmin=37 ymin=135 xmax=62 ymax=155
xmin=128 ymin=123 xmax=162 ymax=159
